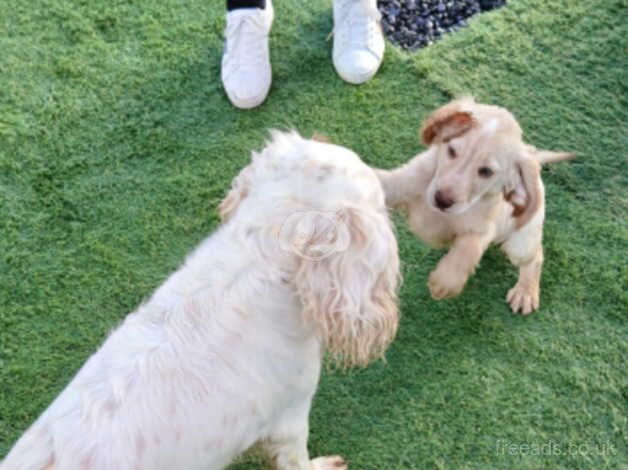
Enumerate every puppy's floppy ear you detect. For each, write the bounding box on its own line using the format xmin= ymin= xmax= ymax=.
xmin=421 ymin=98 xmax=476 ymax=146
xmin=219 ymin=164 xmax=252 ymax=222
xmin=503 ymin=155 xmax=543 ymax=229
xmin=294 ymin=207 xmax=400 ymax=368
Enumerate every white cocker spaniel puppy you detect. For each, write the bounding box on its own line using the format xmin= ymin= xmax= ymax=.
xmin=1 ymin=131 xmax=400 ymax=470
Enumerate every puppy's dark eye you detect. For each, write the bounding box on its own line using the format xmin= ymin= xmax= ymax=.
xmin=447 ymin=146 xmax=457 ymax=159
xmin=478 ymin=167 xmax=494 ymax=178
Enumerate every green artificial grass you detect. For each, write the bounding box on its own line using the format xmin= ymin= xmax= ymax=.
xmin=1 ymin=0 xmax=626 ymax=468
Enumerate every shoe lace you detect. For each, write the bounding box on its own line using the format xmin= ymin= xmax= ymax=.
xmin=225 ymin=13 xmax=267 ymax=67
xmin=328 ymin=0 xmax=382 ymax=46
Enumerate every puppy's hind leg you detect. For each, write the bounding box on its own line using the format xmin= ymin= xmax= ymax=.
xmin=506 ymin=247 xmax=543 ymax=315
xmin=264 ymin=402 xmax=347 ymax=470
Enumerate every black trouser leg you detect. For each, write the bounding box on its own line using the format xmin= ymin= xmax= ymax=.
xmin=226 ymin=0 xmax=266 ymax=11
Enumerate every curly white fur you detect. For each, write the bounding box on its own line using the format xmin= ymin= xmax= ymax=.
xmin=1 ymin=131 xmax=400 ymax=470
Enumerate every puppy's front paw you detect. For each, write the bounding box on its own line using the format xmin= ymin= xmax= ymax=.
xmin=310 ymin=455 xmax=348 ymax=470
xmin=428 ymin=265 xmax=467 ymax=300
xmin=507 ymin=284 xmax=539 ymax=315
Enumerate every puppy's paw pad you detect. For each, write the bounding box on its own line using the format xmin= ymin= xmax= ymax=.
xmin=311 ymin=455 xmax=348 ymax=470
xmin=507 ymin=285 xmax=539 ymax=315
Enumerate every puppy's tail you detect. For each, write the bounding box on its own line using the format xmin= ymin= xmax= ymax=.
xmin=537 ymin=151 xmax=575 ymax=165
xmin=311 ymin=132 xmax=332 ymax=143
xmin=526 ymin=145 xmax=575 ymax=165
xmin=0 ymin=424 xmax=55 ymax=470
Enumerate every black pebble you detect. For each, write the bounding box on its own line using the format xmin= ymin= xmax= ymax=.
xmin=378 ymin=0 xmax=507 ymax=50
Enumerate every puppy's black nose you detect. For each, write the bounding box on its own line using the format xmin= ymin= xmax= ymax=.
xmin=434 ymin=190 xmax=454 ymax=210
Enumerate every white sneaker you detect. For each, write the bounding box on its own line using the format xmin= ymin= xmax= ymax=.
xmin=221 ymin=0 xmax=274 ymax=109
xmin=332 ymin=0 xmax=385 ymax=84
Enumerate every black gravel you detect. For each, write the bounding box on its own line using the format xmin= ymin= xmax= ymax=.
xmin=378 ymin=0 xmax=506 ymax=50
